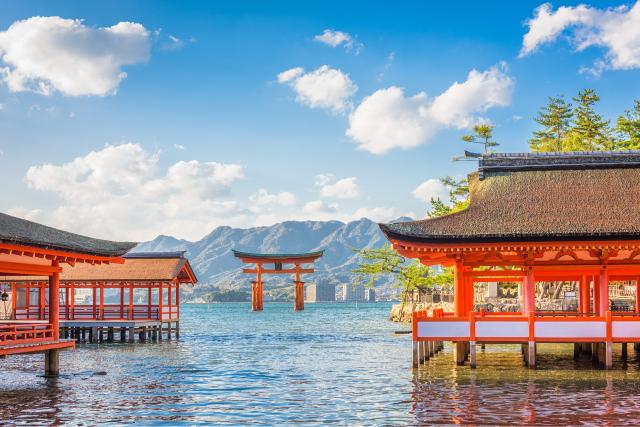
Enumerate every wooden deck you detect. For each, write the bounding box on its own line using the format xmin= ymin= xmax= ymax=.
xmin=0 ymin=339 xmax=75 ymax=357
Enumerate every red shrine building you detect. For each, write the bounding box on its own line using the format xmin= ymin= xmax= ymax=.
xmin=0 ymin=212 xmax=135 ymax=375
xmin=10 ymin=251 xmax=197 ymax=343
xmin=381 ymin=151 xmax=640 ymax=369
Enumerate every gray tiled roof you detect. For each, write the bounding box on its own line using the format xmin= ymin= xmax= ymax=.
xmin=0 ymin=212 xmax=136 ymax=257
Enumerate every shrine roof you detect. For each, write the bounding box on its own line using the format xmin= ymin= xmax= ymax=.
xmin=381 ymin=151 xmax=640 ymax=244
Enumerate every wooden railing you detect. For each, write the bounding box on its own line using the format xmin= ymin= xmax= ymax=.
xmin=0 ymin=323 xmax=54 ymax=345
xmin=14 ymin=304 xmax=180 ymax=321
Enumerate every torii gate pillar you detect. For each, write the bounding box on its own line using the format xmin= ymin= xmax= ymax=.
xmin=251 ymin=280 xmax=264 ymax=311
xmin=294 ymin=281 xmax=305 ymax=311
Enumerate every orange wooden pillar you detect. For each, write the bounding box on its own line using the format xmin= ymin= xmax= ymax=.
xmin=158 ymin=283 xmax=164 ymax=321
xmin=453 ymin=260 xmax=465 ymax=317
xmin=39 ymin=282 xmax=45 ymax=320
xmin=147 ymin=286 xmax=152 ymax=318
xmin=168 ymin=281 xmax=172 ymax=318
xmin=252 ymin=264 xmax=264 ymax=311
xmin=49 ymin=261 xmax=60 ymax=340
xmin=523 ymin=267 xmax=535 ymax=315
xmin=119 ymin=282 xmax=124 ymax=319
xmin=294 ymin=281 xmax=304 ymax=311
xmin=293 ymin=264 xmax=304 ymax=311
xmin=99 ymin=282 xmax=104 ymax=320
xmin=129 ymin=282 xmax=134 ymax=320
xmin=69 ymin=283 xmax=75 ymax=320
xmin=175 ymin=281 xmax=180 ymax=320
xmin=599 ymin=268 xmax=609 ymax=315
xmin=636 ymin=276 xmax=640 ymax=314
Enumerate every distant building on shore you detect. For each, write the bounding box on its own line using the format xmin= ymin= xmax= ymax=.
xmin=365 ymin=288 xmax=376 ymax=303
xmin=340 ymin=284 xmax=366 ymax=302
xmin=306 ymin=282 xmax=336 ymax=302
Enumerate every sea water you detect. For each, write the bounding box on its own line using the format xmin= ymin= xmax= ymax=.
xmin=1 ymin=303 xmax=640 ymax=425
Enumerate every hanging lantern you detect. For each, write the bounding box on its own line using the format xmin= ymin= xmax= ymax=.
xmin=0 ymin=291 xmax=7 ymax=302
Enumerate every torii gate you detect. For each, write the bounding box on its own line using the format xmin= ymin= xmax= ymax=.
xmin=232 ymin=250 xmax=324 ymax=311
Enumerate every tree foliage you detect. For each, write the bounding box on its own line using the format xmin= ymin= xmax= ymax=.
xmin=461 ymin=124 xmax=498 ymax=154
xmin=529 ymin=96 xmax=573 ymax=152
xmin=352 ymin=244 xmax=453 ymax=292
xmin=615 ymin=100 xmax=640 ymax=150
xmin=427 ymin=176 xmax=469 ymax=218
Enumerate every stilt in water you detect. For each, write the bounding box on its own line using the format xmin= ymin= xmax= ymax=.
xmin=44 ymin=349 xmax=60 ymax=377
xmin=622 ymin=342 xmax=628 ymax=361
xmin=574 ymin=343 xmax=581 ymax=359
xmin=412 ymin=340 xmax=419 ymax=368
xmin=469 ymin=341 xmax=477 ymax=369
xmin=455 ymin=342 xmax=466 ymax=366
xmin=528 ymin=342 xmax=536 ymax=368
xmin=128 ymin=327 xmax=135 ymax=343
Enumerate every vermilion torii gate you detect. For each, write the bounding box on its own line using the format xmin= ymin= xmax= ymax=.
xmin=233 ymin=250 xmax=324 ymax=311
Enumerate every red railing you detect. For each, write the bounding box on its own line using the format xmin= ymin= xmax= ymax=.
xmin=0 ymin=323 xmax=54 ymax=345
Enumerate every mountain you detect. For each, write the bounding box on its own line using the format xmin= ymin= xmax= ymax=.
xmin=133 ymin=217 xmax=411 ymax=297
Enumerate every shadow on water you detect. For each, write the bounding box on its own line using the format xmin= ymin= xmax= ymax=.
xmin=2 ymin=303 xmax=640 ymax=425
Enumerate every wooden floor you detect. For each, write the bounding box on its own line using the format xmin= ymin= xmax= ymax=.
xmin=0 ymin=339 xmax=75 ymax=356
xmin=59 ymin=320 xmax=180 ymax=343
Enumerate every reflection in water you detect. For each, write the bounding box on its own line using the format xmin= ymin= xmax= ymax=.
xmin=412 ymin=344 xmax=640 ymax=425
xmin=1 ymin=304 xmax=640 ymax=425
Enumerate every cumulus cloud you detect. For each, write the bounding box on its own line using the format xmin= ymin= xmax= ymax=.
xmin=249 ymin=188 xmax=296 ymax=206
xmin=315 ymin=174 xmax=360 ymax=199
xmin=303 ymin=199 xmax=339 ymax=215
xmin=0 ymin=16 xmax=151 ymax=96
xmin=314 ymin=29 xmax=363 ymax=54
xmin=21 ymin=143 xmax=245 ymax=240
xmin=520 ymin=2 xmax=640 ymax=75
xmin=412 ymin=179 xmax=449 ymax=201
xmin=277 ymin=65 xmax=357 ymax=114
xmin=347 ymin=64 xmax=513 ymax=154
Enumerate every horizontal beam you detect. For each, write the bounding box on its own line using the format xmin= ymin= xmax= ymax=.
xmin=0 ymin=260 xmax=62 ymax=276
xmin=466 ymin=270 xmax=524 ymax=277
xmin=242 ymin=268 xmax=314 ymax=274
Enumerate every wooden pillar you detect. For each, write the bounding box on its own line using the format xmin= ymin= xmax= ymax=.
xmin=49 ymin=261 xmax=60 ymax=340
xmin=469 ymin=311 xmax=476 ymax=368
xmin=294 ymin=281 xmax=304 ymax=311
xmin=168 ymin=282 xmax=172 ymax=319
xmin=44 ymin=349 xmax=60 ymax=377
xmin=158 ymin=283 xmax=163 ymax=321
xmin=453 ymin=260 xmax=465 ymax=317
xmin=11 ymin=283 xmax=17 ymax=320
xmin=528 ymin=311 xmax=536 ymax=368
xmin=92 ymin=286 xmax=97 ymax=319
xmin=599 ymin=268 xmax=609 ymax=316
xmin=412 ymin=340 xmax=419 ymax=368
xmin=636 ymin=277 xmax=640 ymax=313
xmin=528 ymin=342 xmax=536 ymax=368
xmin=120 ymin=283 xmax=124 ymax=319
xmin=622 ymin=342 xmax=628 ymax=361
xmin=175 ymin=281 xmax=180 ymax=321
xmin=69 ymin=283 xmax=75 ymax=320
xmin=38 ymin=283 xmax=45 ymax=320
xmin=523 ymin=267 xmax=535 ymax=315
xmin=455 ymin=342 xmax=466 ymax=365
xmin=99 ymin=282 xmax=104 ymax=320
xmin=90 ymin=327 xmax=98 ymax=343
xmin=148 ymin=286 xmax=152 ymax=318
xmin=593 ymin=275 xmax=600 ymax=315
xmin=252 ymin=264 xmax=264 ymax=311
xmin=64 ymin=285 xmax=69 ymax=320
xmin=129 ymin=283 xmax=134 ymax=320
xmin=605 ymin=310 xmax=613 ymax=369
xmin=128 ymin=327 xmax=135 ymax=343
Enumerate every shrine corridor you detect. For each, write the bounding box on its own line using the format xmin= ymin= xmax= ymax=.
xmin=2 ymin=303 xmax=640 ymax=425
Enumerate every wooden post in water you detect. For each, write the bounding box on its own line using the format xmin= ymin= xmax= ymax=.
xmin=44 ymin=349 xmax=60 ymax=377
xmin=455 ymin=342 xmax=466 ymax=365
xmin=412 ymin=340 xmax=419 ymax=368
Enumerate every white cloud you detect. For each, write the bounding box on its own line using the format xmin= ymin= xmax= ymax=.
xmin=174 ymin=143 xmax=186 ymax=150
xmin=347 ymin=64 xmax=513 ymax=154
xmin=21 ymin=143 xmax=245 ymax=240
xmin=314 ymin=29 xmax=362 ymax=54
xmin=249 ymin=188 xmax=296 ymax=206
xmin=520 ymin=2 xmax=640 ymax=74
xmin=314 ymin=174 xmax=359 ymax=199
xmin=278 ymin=65 xmax=357 ymax=114
xmin=302 ymin=199 xmax=339 ymax=215
xmin=350 ymin=206 xmax=398 ymax=223
xmin=412 ymin=179 xmax=449 ymax=201
xmin=0 ymin=16 xmax=151 ymax=96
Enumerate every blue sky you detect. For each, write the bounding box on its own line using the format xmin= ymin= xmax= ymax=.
xmin=0 ymin=0 xmax=639 ymax=241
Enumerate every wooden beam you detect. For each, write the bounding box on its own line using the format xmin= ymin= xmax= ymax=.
xmin=242 ymin=268 xmax=314 ymax=274
xmin=0 ymin=260 xmax=62 ymax=275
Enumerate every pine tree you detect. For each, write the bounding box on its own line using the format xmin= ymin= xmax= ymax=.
xmin=461 ymin=124 xmax=498 ymax=154
xmin=529 ymin=96 xmax=573 ymax=152
xmin=564 ymin=89 xmax=613 ymax=151
xmin=614 ymin=100 xmax=640 ymax=150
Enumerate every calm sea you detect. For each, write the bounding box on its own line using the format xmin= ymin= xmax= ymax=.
xmin=2 ymin=302 xmax=640 ymax=425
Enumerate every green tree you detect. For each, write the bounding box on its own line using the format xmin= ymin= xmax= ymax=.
xmin=426 ymin=176 xmax=469 ymax=218
xmin=564 ymin=89 xmax=613 ymax=151
xmin=614 ymin=100 xmax=640 ymax=150
xmin=352 ymin=244 xmax=452 ymax=292
xmin=529 ymin=96 xmax=573 ymax=152
xmin=461 ymin=124 xmax=498 ymax=154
